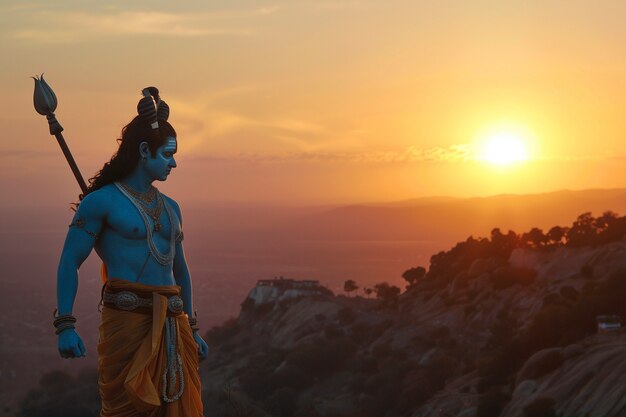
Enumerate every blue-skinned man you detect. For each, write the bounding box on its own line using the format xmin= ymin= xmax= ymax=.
xmin=55 ymin=88 xmax=206 ymax=416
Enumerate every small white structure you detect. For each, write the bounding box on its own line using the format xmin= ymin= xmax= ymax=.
xmin=596 ymin=315 xmax=621 ymax=333
xmin=247 ymin=277 xmax=328 ymax=306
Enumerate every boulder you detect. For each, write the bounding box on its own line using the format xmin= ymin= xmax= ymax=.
xmin=516 ymin=348 xmax=563 ymax=384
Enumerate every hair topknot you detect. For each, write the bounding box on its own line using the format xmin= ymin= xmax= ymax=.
xmin=137 ymin=86 xmax=169 ymax=130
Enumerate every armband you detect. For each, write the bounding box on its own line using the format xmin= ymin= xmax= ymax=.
xmin=175 ymin=230 xmax=184 ymax=244
xmin=69 ymin=216 xmax=99 ymax=239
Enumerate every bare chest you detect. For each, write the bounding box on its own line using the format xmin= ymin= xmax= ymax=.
xmin=104 ymin=194 xmax=180 ymax=241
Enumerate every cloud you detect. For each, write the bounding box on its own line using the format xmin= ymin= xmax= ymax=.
xmin=170 ymin=87 xmax=342 ymax=154
xmin=184 ymin=144 xmax=478 ymax=164
xmin=183 ymin=143 xmax=626 ymax=166
xmin=9 ymin=7 xmax=277 ymax=42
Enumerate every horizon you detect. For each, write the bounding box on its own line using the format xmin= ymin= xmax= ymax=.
xmin=1 ymin=186 xmax=625 ymax=211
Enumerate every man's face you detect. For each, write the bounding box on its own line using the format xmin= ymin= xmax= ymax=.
xmin=146 ymin=136 xmax=177 ymax=181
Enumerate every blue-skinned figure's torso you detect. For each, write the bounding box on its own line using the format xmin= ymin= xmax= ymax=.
xmin=93 ymin=183 xmax=181 ymax=286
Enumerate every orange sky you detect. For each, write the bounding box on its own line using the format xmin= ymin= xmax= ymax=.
xmin=1 ymin=1 xmax=625 ymax=207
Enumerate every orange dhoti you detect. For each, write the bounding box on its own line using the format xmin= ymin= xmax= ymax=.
xmin=98 ymin=278 xmax=204 ymax=417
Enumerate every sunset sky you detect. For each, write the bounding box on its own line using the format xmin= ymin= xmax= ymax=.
xmin=1 ymin=0 xmax=625 ymax=207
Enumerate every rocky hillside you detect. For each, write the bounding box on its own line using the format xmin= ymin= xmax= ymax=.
xmin=201 ymin=215 xmax=626 ymax=417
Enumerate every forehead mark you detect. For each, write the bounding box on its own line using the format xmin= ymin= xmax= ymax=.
xmin=163 ymin=139 xmax=177 ymax=152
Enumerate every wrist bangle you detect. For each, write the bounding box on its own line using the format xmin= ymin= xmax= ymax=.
xmin=188 ymin=311 xmax=199 ymax=332
xmin=55 ymin=323 xmax=76 ymax=335
xmin=53 ymin=308 xmax=77 ymax=334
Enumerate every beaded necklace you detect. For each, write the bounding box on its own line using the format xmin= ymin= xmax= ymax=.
xmin=114 ymin=182 xmax=176 ymax=266
xmin=118 ymin=182 xmax=165 ymax=231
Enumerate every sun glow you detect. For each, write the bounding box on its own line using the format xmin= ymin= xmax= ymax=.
xmin=478 ymin=130 xmax=530 ymax=165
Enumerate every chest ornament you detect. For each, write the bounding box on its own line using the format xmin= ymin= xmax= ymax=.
xmin=114 ymin=182 xmax=176 ymax=265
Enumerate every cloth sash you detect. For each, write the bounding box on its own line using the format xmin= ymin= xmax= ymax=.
xmin=98 ymin=278 xmax=204 ymax=417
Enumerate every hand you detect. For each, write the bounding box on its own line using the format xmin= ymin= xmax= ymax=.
xmin=193 ymin=332 xmax=209 ymax=362
xmin=57 ymin=328 xmax=87 ymax=359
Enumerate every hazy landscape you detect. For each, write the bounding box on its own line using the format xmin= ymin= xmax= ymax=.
xmin=1 ymin=188 xmax=625 ymax=416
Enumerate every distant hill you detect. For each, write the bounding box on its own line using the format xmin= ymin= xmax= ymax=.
xmin=287 ymin=188 xmax=626 ymax=242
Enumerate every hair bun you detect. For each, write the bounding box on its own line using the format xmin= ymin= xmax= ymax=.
xmin=137 ymin=87 xmax=161 ymax=129
xmin=157 ymin=100 xmax=169 ymax=122
xmin=143 ymin=86 xmax=160 ymax=102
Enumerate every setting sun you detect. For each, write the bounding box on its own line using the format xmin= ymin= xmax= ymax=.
xmin=479 ymin=131 xmax=530 ymax=165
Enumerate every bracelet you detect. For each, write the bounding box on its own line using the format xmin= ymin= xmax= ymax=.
xmin=188 ymin=311 xmax=199 ymax=333
xmin=53 ymin=308 xmax=77 ymax=334
xmin=55 ymin=323 xmax=76 ymax=335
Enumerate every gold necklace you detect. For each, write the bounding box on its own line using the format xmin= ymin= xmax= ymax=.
xmin=120 ymin=182 xmax=164 ymax=231
xmin=144 ymin=194 xmax=164 ymax=231
xmin=119 ymin=182 xmax=157 ymax=205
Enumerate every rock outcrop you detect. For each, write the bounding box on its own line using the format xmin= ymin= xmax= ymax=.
xmin=201 ymin=239 xmax=626 ymax=417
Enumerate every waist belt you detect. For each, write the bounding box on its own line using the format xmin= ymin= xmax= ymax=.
xmin=103 ymin=289 xmax=184 ymax=317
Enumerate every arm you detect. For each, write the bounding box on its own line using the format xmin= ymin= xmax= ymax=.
xmin=57 ymin=192 xmax=106 ymax=315
xmin=56 ymin=192 xmax=106 ymax=358
xmin=170 ymin=199 xmax=209 ymax=360
xmin=173 ymin=240 xmax=194 ymax=317
xmin=170 ymin=200 xmax=193 ymax=317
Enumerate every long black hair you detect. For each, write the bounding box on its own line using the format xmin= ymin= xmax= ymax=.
xmin=74 ymin=116 xmax=176 ymax=206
